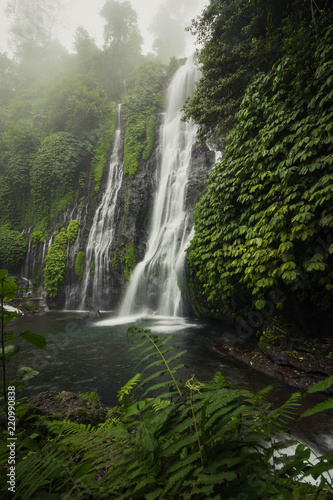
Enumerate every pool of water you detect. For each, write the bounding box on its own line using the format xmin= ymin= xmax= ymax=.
xmin=5 ymin=311 xmax=333 ymax=454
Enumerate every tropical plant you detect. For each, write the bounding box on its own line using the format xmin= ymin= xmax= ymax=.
xmin=187 ymin=22 xmax=333 ymax=319
xmin=44 ymin=221 xmax=81 ymax=297
xmin=0 ymin=270 xmax=46 ymax=419
xmin=0 ymin=229 xmax=27 ymax=271
xmin=122 ymin=61 xmax=166 ymax=177
xmin=2 ymin=327 xmax=332 ymax=499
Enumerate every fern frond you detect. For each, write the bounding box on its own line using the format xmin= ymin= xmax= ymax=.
xmin=161 ymin=432 xmax=199 ymax=457
xmin=301 ymin=398 xmax=333 ymax=418
xmin=160 ymin=464 xmax=193 ymax=496
xmin=142 ymin=379 xmax=178 ymax=397
xmin=269 ymin=392 xmax=302 ymax=424
xmin=44 ymin=419 xmax=94 ymax=436
xmin=117 ymin=372 xmax=142 ymax=405
xmin=307 ymin=375 xmax=333 ymax=394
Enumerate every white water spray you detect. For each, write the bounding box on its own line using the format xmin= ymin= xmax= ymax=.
xmin=76 ymin=105 xmax=123 ymax=310
xmin=120 ymin=55 xmax=200 ymax=317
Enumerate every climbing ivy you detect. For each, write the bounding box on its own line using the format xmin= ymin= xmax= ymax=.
xmin=122 ymin=243 xmax=137 ymax=280
xmin=188 ymin=23 xmax=333 ymax=317
xmin=0 ymin=227 xmax=27 ymax=270
xmin=30 ymin=132 xmax=82 ymax=223
xmin=91 ymin=107 xmax=117 ymax=193
xmin=67 ymin=220 xmax=81 ymax=244
xmin=122 ymin=61 xmax=166 ymax=177
xmin=75 ymin=251 xmax=85 ymax=281
xmin=44 ymin=220 xmax=80 ymax=297
xmin=30 ymin=230 xmax=46 ymax=245
xmin=142 ymin=117 xmax=155 ymax=161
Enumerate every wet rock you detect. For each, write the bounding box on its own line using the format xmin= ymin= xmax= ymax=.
xmin=28 ymin=390 xmax=109 ymax=426
xmin=210 ymin=331 xmax=333 ymax=393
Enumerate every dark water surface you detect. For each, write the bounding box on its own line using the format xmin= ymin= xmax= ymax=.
xmin=6 ymin=311 xmax=333 ymax=454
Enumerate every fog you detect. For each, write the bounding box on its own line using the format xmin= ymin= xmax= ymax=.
xmin=0 ymin=0 xmax=208 ymax=59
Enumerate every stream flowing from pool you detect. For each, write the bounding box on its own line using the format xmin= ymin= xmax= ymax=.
xmin=8 ymin=312 xmax=333 ymax=455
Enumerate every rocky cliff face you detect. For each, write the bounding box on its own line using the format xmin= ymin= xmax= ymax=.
xmin=21 ymin=109 xmax=214 ymax=312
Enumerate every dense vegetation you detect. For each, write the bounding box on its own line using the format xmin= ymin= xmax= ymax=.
xmin=185 ymin=0 xmax=333 ymax=324
xmin=0 ymin=297 xmax=332 ymax=499
xmin=0 ymin=0 xmax=172 ymax=282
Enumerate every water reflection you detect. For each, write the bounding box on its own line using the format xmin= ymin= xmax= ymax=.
xmin=6 ymin=311 xmax=332 ymax=454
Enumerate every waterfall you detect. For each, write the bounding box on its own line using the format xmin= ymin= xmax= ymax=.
xmin=75 ymin=105 xmax=123 ymax=310
xmin=120 ymin=54 xmax=200 ymax=317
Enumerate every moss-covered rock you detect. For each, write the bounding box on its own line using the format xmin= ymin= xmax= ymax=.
xmin=28 ymin=390 xmax=109 ymax=426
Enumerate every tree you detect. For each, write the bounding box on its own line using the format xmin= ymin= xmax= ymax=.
xmin=5 ymin=0 xmax=63 ymax=52
xmin=73 ymin=27 xmax=101 ymax=77
xmin=30 ymin=132 xmax=81 ymax=223
xmin=0 ymin=53 xmax=17 ymax=105
xmin=187 ymin=20 xmax=333 ymax=320
xmin=45 ymin=75 xmax=109 ymax=138
xmin=0 ymin=229 xmax=27 ymax=270
xmin=100 ymin=0 xmax=142 ymax=51
xmin=99 ymin=0 xmax=143 ymax=98
xmin=182 ymin=0 xmax=297 ymax=145
xmin=148 ymin=0 xmax=189 ymax=64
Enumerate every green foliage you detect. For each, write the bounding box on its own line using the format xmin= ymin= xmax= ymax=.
xmin=90 ymin=260 xmax=95 ymax=276
xmin=3 ymin=328 xmax=332 ymax=499
xmin=0 ymin=270 xmax=46 ymax=417
xmin=66 ymin=220 xmax=80 ymax=244
xmin=29 ymin=230 xmax=46 ymax=244
xmin=183 ymin=0 xmax=326 ymax=145
xmin=91 ymin=107 xmax=117 ymax=192
xmin=0 ymin=228 xmax=27 ymax=271
xmin=122 ymin=61 xmax=167 ymax=176
xmin=124 ymin=242 xmax=137 ymax=280
xmin=44 ymin=221 xmax=80 ymax=297
xmin=187 ymin=22 xmax=333 ymax=317
xmin=44 ymin=229 xmax=68 ymax=298
xmin=46 ymin=75 xmax=110 ymax=136
xmin=75 ymin=251 xmax=85 ymax=281
xmin=78 ymin=391 xmax=101 ymax=404
xmin=30 ymin=132 xmax=81 ymax=223
xmin=143 ymin=117 xmax=156 ymax=161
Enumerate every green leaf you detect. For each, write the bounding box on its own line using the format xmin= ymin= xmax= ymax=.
xmin=301 ymin=398 xmax=333 ymax=418
xmin=2 ymin=310 xmax=18 ymax=324
xmin=17 ymin=366 xmax=40 ymax=381
xmin=19 ymin=331 xmax=46 ymax=349
xmin=307 ymin=375 xmax=333 ymax=393
xmin=255 ymin=299 xmax=266 ymax=310
xmin=21 ymin=436 xmax=40 ymax=452
xmin=4 ymin=345 xmax=15 ymax=356
xmin=0 ymin=279 xmax=18 ymax=300
xmin=0 ymin=269 xmax=8 ymax=280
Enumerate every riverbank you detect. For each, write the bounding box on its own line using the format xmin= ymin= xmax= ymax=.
xmin=210 ymin=325 xmax=333 ymax=393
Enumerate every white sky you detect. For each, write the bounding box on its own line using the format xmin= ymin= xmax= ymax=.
xmin=0 ymin=0 xmax=208 ymax=56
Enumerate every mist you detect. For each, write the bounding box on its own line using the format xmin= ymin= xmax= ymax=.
xmin=1 ymin=0 xmax=208 ymax=60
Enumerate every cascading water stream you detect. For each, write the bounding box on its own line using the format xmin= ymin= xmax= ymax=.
xmin=74 ymin=105 xmax=123 ymax=310
xmin=120 ymin=54 xmax=200 ymax=317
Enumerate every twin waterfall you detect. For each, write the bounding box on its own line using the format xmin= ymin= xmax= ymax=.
xmin=41 ymin=55 xmax=203 ymax=316
xmin=79 ymin=106 xmax=123 ymax=311
xmin=120 ymin=57 xmax=200 ymax=317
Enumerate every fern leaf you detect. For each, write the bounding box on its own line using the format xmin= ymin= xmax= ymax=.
xmin=166 ymin=451 xmax=202 ymax=473
xmin=161 ymin=433 xmax=198 ymax=457
xmin=165 ymin=349 xmax=188 ymax=365
xmin=118 ymin=372 xmax=142 ymax=403
xmin=301 ymin=398 xmax=333 ymax=418
xmin=145 ymin=488 xmax=163 ymax=500
xmin=142 ymin=380 xmax=176 ymax=397
xmin=141 ymin=359 xmax=166 ymax=373
xmin=160 ymin=465 xmax=193 ymax=496
xmin=307 ymin=375 xmax=333 ymax=393
xmin=196 ymin=471 xmax=237 ymax=484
